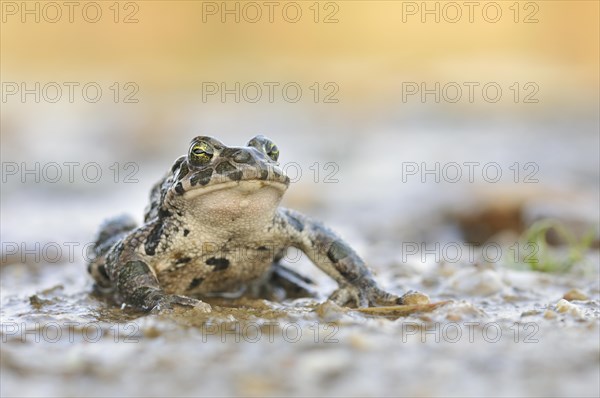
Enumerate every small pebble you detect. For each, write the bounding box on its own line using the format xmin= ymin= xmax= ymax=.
xmin=349 ymin=333 xmax=372 ymax=351
xmin=315 ymin=300 xmax=345 ymax=322
xmin=555 ymin=299 xmax=584 ymax=318
xmin=446 ymin=313 xmax=462 ymax=322
xmin=521 ymin=310 xmax=541 ymax=317
xmin=401 ymin=291 xmax=430 ymax=305
xmin=556 ymin=299 xmax=571 ymax=313
xmin=563 ymin=288 xmax=588 ymax=301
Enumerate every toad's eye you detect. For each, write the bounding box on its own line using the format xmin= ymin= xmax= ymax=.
xmin=189 ymin=141 xmax=214 ymax=166
xmin=247 ymin=135 xmax=279 ymax=162
xmin=265 ymin=141 xmax=279 ymax=161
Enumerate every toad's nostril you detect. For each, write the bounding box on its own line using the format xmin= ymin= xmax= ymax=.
xmin=233 ymin=150 xmax=252 ymax=164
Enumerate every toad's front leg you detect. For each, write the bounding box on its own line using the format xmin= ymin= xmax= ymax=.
xmin=104 ymin=240 xmax=211 ymax=313
xmin=276 ymin=209 xmax=408 ymax=308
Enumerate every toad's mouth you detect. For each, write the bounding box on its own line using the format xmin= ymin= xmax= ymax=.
xmin=179 ymin=178 xmax=287 ymax=223
xmin=181 ymin=179 xmax=288 ymax=200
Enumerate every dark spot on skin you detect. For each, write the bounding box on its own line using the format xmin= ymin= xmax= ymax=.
xmin=176 ymin=162 xmax=189 ymax=180
xmin=183 ymin=229 xmax=190 ymax=237
xmin=286 ymin=213 xmax=304 ymax=232
xmin=171 ymin=157 xmax=185 ymax=173
xmin=174 ymin=182 xmax=185 ymax=195
xmin=158 ymin=207 xmax=172 ymax=218
xmin=325 ymin=241 xmax=366 ymax=282
xmin=144 ymin=223 xmax=164 ymax=256
xmin=176 ymin=257 xmax=191 ymax=264
xmin=327 ymin=241 xmax=353 ymax=264
xmin=206 ymin=257 xmax=230 ymax=271
xmin=228 ymin=170 xmax=243 ymax=181
xmin=190 ymin=168 xmax=213 ymax=186
xmin=216 ymin=162 xmax=237 ymax=175
xmin=188 ymin=277 xmax=204 ymax=290
xmin=259 ymin=168 xmax=269 ymax=180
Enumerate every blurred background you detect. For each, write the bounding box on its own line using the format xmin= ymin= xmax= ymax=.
xmin=1 ymin=1 xmax=599 ymax=397
xmin=2 ymin=1 xmax=599 ymax=242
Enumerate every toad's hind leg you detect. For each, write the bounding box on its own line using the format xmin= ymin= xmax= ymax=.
xmin=88 ymin=215 xmax=137 ymax=288
xmin=249 ymin=263 xmax=316 ymax=301
xmin=271 ymin=263 xmax=315 ymax=298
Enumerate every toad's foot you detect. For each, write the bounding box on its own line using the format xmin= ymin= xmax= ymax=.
xmin=329 ymin=281 xmax=421 ymax=308
xmin=148 ymin=293 xmax=212 ymax=314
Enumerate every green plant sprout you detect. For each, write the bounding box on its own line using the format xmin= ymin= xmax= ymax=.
xmin=514 ymin=219 xmax=595 ymax=273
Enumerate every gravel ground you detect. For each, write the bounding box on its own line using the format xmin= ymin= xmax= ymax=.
xmin=1 ymin=199 xmax=599 ymax=397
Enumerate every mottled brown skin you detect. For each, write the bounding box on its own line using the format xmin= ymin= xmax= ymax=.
xmin=88 ymin=135 xmax=408 ymax=312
